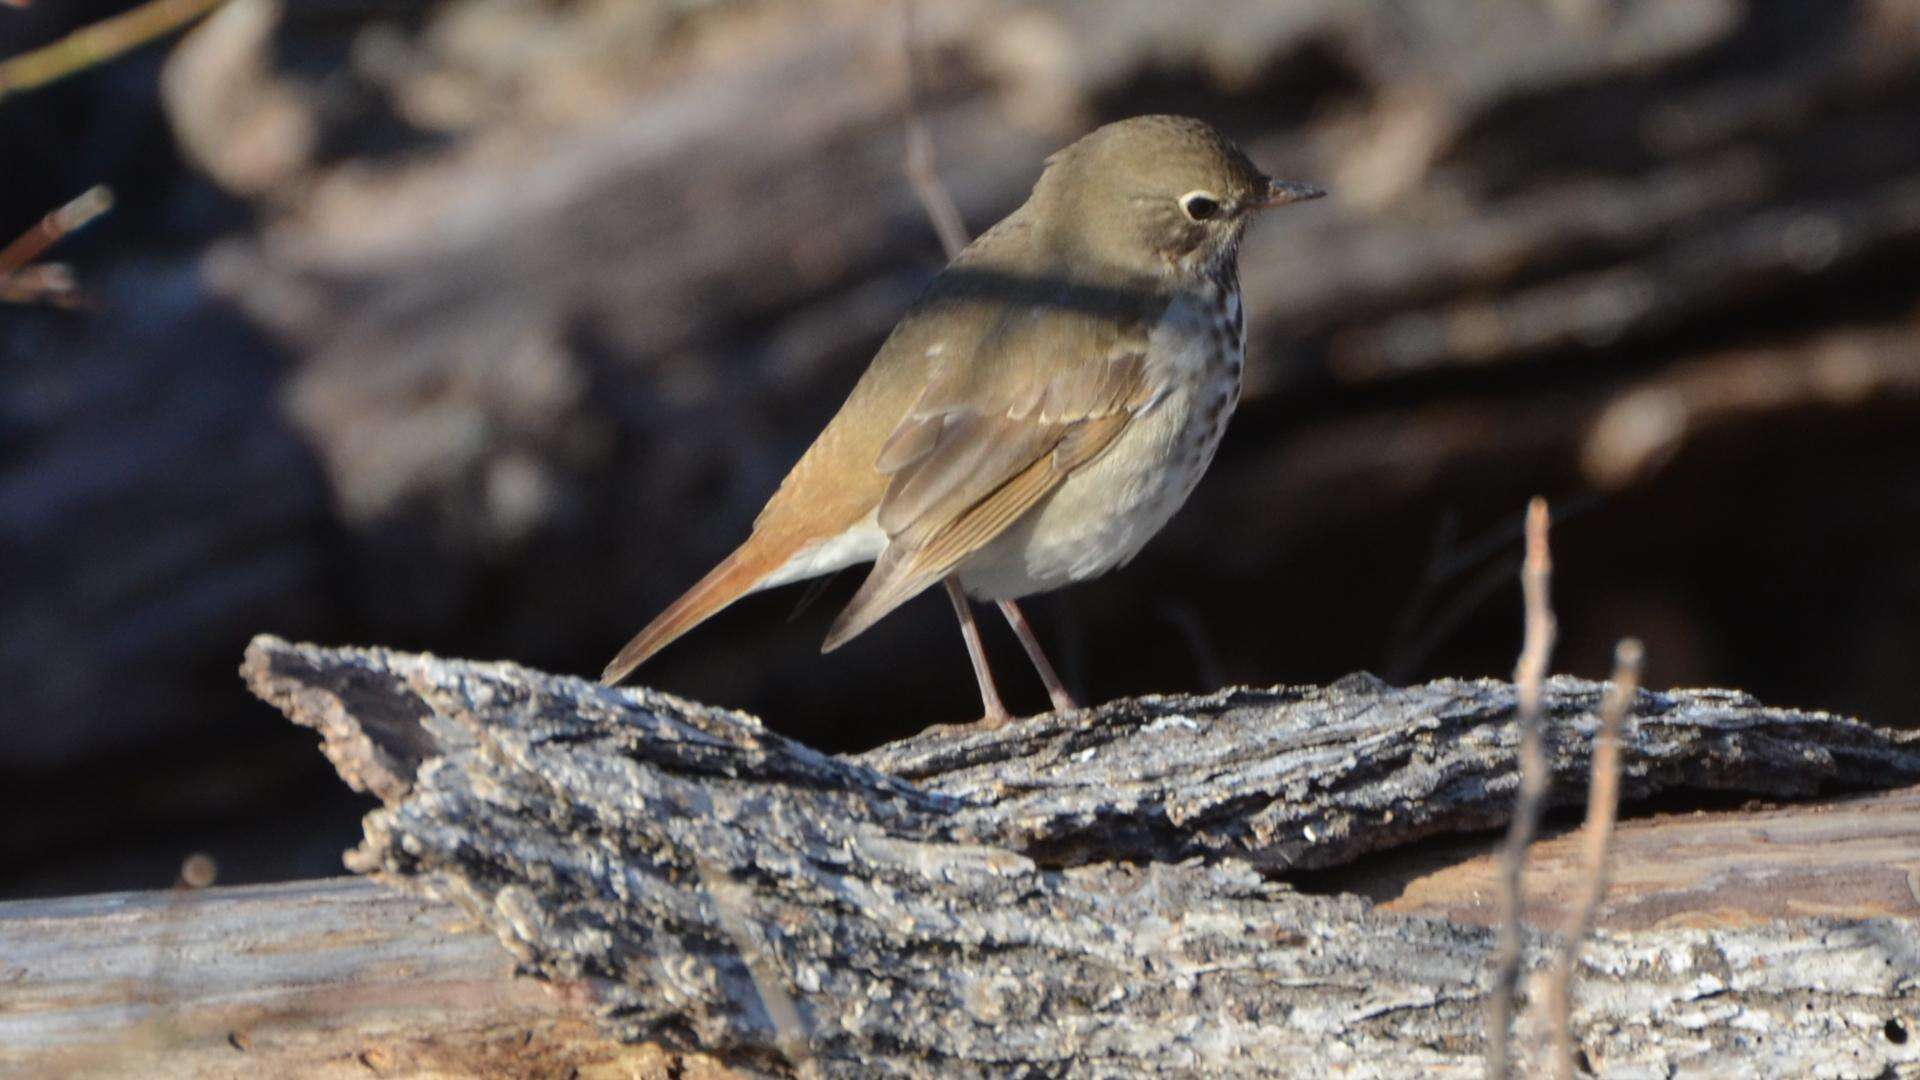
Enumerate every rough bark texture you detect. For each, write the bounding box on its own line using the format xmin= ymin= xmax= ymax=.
xmin=860 ymin=674 xmax=1920 ymax=873
xmin=6 ymin=788 xmax=1916 ymax=1078
xmin=233 ymin=636 xmax=1920 ymax=1077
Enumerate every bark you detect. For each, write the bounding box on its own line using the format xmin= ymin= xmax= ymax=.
xmin=228 ymin=636 xmax=1920 ymax=1077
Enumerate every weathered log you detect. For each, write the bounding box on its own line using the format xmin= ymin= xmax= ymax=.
xmin=225 ymin=636 xmax=1920 ymax=1076
xmin=7 ymin=785 xmax=1917 ymax=1079
xmin=1370 ymin=784 xmax=1920 ymax=931
xmin=858 ymin=672 xmax=1920 ymax=873
xmin=0 ymin=877 xmax=727 ymax=1080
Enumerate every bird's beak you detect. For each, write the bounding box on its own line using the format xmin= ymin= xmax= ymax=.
xmin=1255 ymin=178 xmax=1326 ymax=209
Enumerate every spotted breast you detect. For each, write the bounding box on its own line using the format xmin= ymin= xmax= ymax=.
xmin=954 ymin=277 xmax=1245 ymax=601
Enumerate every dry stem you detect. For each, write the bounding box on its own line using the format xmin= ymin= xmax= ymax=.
xmin=898 ymin=0 xmax=968 ymax=260
xmin=0 ymin=185 xmax=112 ymax=307
xmin=1485 ymin=497 xmax=1558 ymax=1078
xmin=0 ymin=0 xmax=226 ymax=101
xmin=1543 ymin=637 xmax=1644 ymax=1078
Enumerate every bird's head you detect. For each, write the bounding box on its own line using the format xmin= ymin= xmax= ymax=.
xmin=1033 ymin=115 xmax=1323 ymax=281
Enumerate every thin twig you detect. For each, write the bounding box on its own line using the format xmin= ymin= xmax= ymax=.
xmin=1485 ymin=497 xmax=1557 ymax=1079
xmin=1544 ymin=637 xmax=1643 ymax=1078
xmin=1382 ymin=492 xmax=1605 ymax=683
xmin=1383 ymin=552 xmax=1521 ymax=686
xmin=0 ymin=264 xmax=84 ymax=307
xmin=0 ymin=185 xmax=112 ymax=277
xmin=0 ymin=184 xmax=112 ymax=307
xmin=0 ymin=0 xmax=225 ymax=101
xmin=898 ymin=0 xmax=968 ymax=260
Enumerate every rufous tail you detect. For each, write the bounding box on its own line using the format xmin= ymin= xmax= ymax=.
xmin=599 ymin=537 xmax=795 ymax=687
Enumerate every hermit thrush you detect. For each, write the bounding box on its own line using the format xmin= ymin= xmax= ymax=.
xmin=602 ymin=115 xmax=1323 ymax=724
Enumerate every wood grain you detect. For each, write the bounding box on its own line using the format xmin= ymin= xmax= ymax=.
xmin=0 ymin=877 xmax=733 ymax=1079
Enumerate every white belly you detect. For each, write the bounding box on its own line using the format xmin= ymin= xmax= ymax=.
xmin=957 ymin=289 xmax=1241 ymax=601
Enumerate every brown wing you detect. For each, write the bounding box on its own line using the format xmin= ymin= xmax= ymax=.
xmin=601 ymin=201 xmax=1172 ymax=680
xmin=819 ymin=304 xmax=1159 ymax=651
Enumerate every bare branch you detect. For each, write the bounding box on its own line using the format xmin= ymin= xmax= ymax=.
xmin=898 ymin=0 xmax=968 ymax=260
xmin=0 ymin=184 xmax=112 ymax=308
xmin=0 ymin=184 xmax=111 ymax=277
xmin=1485 ymin=497 xmax=1558 ymax=1079
xmin=1545 ymin=636 xmax=1644 ymax=1078
xmin=0 ymin=0 xmax=225 ymax=101
xmin=0 ymin=264 xmax=85 ymax=307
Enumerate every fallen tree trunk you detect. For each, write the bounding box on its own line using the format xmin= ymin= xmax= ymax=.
xmin=214 ymin=636 xmax=1920 ymax=1077
xmin=8 ymin=788 xmax=1917 ymax=1080
xmin=0 ymin=878 xmax=724 ymax=1080
xmin=6 ymin=637 xmax=1916 ymax=1077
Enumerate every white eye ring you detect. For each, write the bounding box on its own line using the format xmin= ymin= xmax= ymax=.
xmin=1180 ymin=190 xmax=1223 ymax=222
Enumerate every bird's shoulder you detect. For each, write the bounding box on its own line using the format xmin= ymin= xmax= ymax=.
xmin=752 ymin=209 xmax=1173 ymax=540
xmin=903 ymin=217 xmax=1173 ymax=400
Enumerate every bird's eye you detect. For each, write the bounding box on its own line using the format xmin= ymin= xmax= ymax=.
xmin=1180 ymin=192 xmax=1221 ymax=222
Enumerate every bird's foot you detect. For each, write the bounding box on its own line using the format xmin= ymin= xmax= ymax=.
xmin=924 ymin=707 xmax=1014 ymax=737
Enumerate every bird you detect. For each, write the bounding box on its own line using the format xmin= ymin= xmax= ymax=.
xmin=601 ymin=115 xmax=1323 ymax=725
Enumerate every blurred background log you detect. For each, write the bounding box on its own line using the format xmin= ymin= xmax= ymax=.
xmin=5 ymin=0 xmax=1920 ymax=897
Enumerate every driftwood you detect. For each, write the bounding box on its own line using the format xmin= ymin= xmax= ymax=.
xmin=127 ymin=634 xmax=1910 ymax=1077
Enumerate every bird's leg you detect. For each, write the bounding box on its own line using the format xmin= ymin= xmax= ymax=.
xmin=997 ymin=599 xmax=1080 ymax=714
xmin=944 ymin=577 xmax=1012 ymax=727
